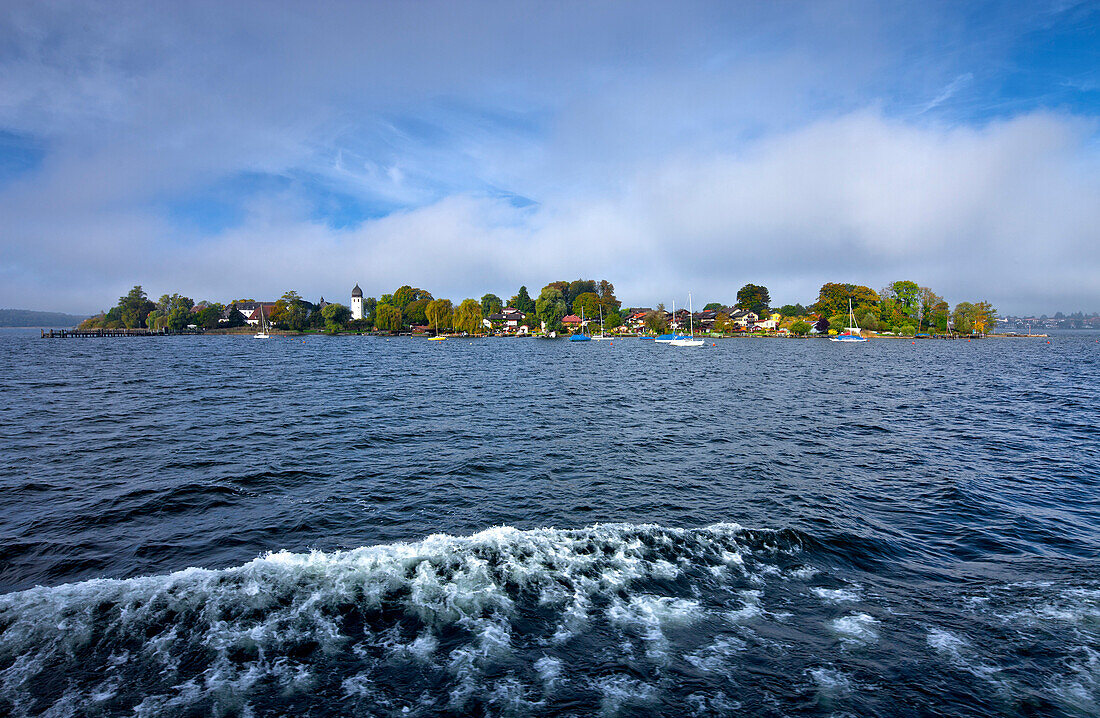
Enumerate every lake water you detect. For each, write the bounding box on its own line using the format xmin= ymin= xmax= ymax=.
xmin=1 ymin=330 xmax=1098 ymax=716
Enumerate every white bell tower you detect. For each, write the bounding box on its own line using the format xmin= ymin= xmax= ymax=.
xmin=351 ymin=283 xmax=364 ymax=320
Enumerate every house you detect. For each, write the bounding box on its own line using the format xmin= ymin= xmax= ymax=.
xmin=502 ymin=310 xmax=524 ymax=330
xmin=221 ymin=301 xmax=278 ymax=325
xmin=486 ymin=309 xmax=526 ymax=333
xmin=695 ymin=309 xmax=718 ymax=330
xmin=729 ymin=310 xmax=758 ymax=328
xmin=562 ymin=314 xmax=582 ymax=327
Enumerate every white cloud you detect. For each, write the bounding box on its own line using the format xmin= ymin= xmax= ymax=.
xmin=6 ymin=110 xmax=1096 ymax=314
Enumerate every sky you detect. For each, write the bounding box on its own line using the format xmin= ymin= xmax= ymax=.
xmin=1 ymin=0 xmax=1098 ymax=315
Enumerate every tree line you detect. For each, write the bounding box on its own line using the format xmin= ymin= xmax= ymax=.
xmin=80 ymin=279 xmax=998 ymax=336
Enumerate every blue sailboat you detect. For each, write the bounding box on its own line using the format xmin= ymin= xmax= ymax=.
xmin=830 ymin=299 xmax=868 ymax=342
xmin=654 ymin=299 xmax=688 ymax=343
xmin=570 ymin=307 xmax=591 ymax=341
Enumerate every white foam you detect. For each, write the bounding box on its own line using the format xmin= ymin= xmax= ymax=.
xmin=830 ymin=613 xmax=879 ymax=645
xmin=684 ymin=636 xmax=747 ymax=672
xmin=726 ymin=590 xmax=764 ymax=623
xmin=607 ymin=594 xmax=702 ymax=662
xmin=595 ymin=674 xmax=658 ymax=715
xmin=808 ymin=667 xmax=853 ymax=694
xmin=0 ymin=522 xmax=766 ymax=714
xmin=926 ymin=627 xmax=1003 ymax=683
xmin=926 ymin=627 xmax=966 ymax=656
xmin=811 ymin=586 xmax=861 ymax=604
xmin=533 ymin=656 xmax=562 ymax=686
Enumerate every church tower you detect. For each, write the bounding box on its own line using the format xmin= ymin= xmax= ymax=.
xmin=351 ymin=284 xmax=364 ymax=320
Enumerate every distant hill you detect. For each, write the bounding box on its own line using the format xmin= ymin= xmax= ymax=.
xmin=0 ymin=309 xmax=90 ymax=327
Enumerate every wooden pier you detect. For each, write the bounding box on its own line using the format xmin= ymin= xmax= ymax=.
xmin=40 ymin=328 xmax=199 ymax=338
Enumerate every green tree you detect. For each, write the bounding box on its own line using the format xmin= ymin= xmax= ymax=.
xmin=596 ymin=280 xmax=621 ymax=311
xmin=374 ymin=304 xmax=402 ymax=332
xmin=643 ymin=308 xmax=669 ymax=334
xmin=566 ymin=279 xmax=597 ymax=306
xmin=144 ymin=309 xmax=165 ymax=330
xmin=535 ymin=285 xmax=567 ymax=332
xmin=777 ymin=303 xmax=807 ymax=317
xmin=118 ymin=285 xmax=156 ymax=328
xmin=282 ymin=302 xmax=309 ymax=331
xmin=952 ymin=302 xmax=976 ymax=333
xmin=193 ymin=303 xmax=225 ymax=329
xmin=363 ymin=297 xmax=377 ymax=325
xmin=736 ymin=284 xmax=771 ymax=317
xmin=917 ymin=287 xmax=944 ymax=331
xmin=703 ymin=302 xmax=724 ymax=311
xmin=605 ymin=310 xmax=623 ymax=330
xmin=167 ymin=305 xmax=193 ymax=331
xmin=480 ymin=293 xmax=503 ymax=317
xmin=572 ymin=292 xmax=601 ymax=320
xmin=223 ymin=303 xmax=246 ymax=328
xmin=321 ymin=303 xmax=352 ymax=331
xmin=790 ymin=320 xmax=811 ymax=336
xmin=426 ymin=299 xmax=453 ymax=334
xmin=393 ymin=286 xmax=432 ymax=310
xmin=453 ymin=298 xmax=483 ymax=335
xmin=931 ymin=300 xmax=950 ymax=332
xmin=510 ymin=286 xmax=535 ymax=314
xmin=811 ymin=283 xmax=879 ymax=318
xmin=881 ymin=280 xmax=920 ymax=319
xmin=404 ymin=298 xmax=431 ymax=327
xmin=102 ymin=307 xmax=123 ymax=329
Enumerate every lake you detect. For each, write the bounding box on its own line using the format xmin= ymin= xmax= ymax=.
xmin=1 ymin=330 xmax=1098 ymax=716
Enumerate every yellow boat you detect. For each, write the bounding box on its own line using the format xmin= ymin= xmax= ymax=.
xmin=427 ymin=335 xmax=447 ymax=341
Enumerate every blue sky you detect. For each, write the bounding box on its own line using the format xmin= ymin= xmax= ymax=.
xmin=1 ymin=0 xmax=1098 ymax=314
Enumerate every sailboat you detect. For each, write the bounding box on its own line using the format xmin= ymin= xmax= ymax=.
xmin=592 ymin=306 xmax=612 ymax=341
xmin=830 ymin=299 xmax=868 ymax=342
xmin=253 ymin=304 xmax=270 ymax=339
xmin=427 ymin=312 xmax=447 ymax=340
xmin=570 ymin=307 xmax=591 ymax=341
xmin=655 ymin=300 xmax=687 ymax=343
xmin=670 ymin=294 xmax=705 ymax=347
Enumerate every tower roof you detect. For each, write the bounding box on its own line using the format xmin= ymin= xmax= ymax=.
xmin=351 ymin=284 xmax=363 ymax=297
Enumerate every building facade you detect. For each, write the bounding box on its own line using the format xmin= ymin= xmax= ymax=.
xmin=350 ymin=284 xmax=363 ymax=320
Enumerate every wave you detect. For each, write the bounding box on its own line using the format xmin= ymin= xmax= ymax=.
xmin=0 ymin=523 xmax=813 ymax=716
xmin=1 ymin=523 xmax=1096 ymax=717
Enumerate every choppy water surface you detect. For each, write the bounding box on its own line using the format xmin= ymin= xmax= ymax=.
xmin=1 ymin=330 xmax=1098 ymax=716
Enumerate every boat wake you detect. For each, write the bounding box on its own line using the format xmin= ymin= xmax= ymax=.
xmin=0 ymin=523 xmax=1096 ymax=716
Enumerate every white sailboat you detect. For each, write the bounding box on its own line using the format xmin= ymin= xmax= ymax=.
xmin=593 ymin=305 xmax=612 ymax=340
xmin=670 ymin=293 xmax=704 ymax=347
xmin=254 ymin=304 xmax=270 ymax=339
xmin=830 ymin=299 xmax=867 ymax=342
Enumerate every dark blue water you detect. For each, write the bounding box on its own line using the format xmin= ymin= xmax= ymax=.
xmin=1 ymin=330 xmax=1098 ymax=716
